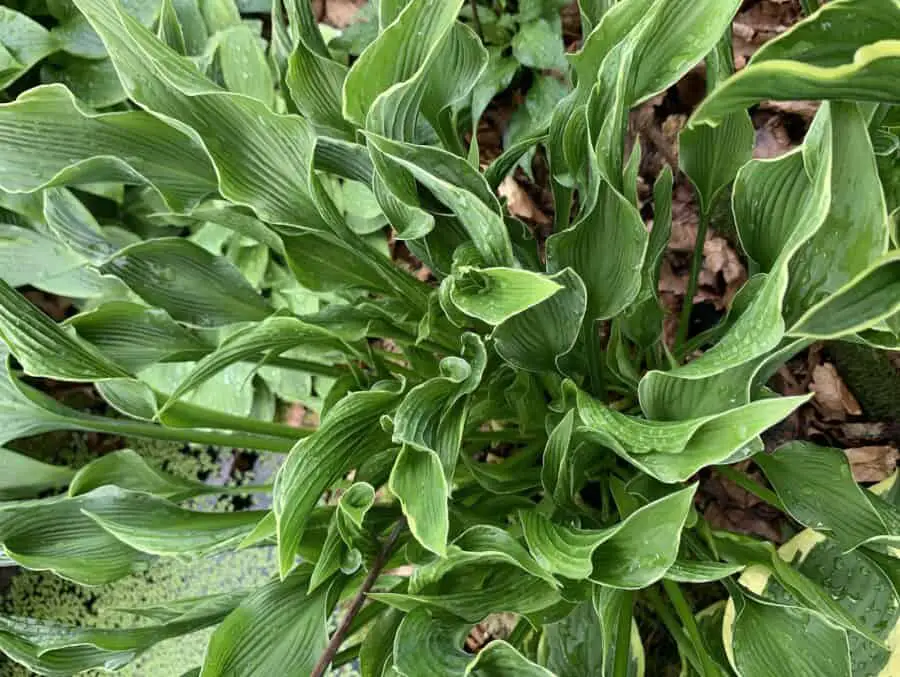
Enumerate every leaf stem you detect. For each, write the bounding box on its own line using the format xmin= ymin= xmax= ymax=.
xmin=612 ymin=590 xmax=635 ymax=677
xmin=256 ymin=355 xmax=347 ymax=378
xmin=469 ymin=0 xmax=484 ymax=40
xmin=73 ymin=412 xmax=296 ymax=453
xmin=713 ymin=465 xmax=786 ymax=512
xmin=675 ymin=209 xmax=710 ymax=353
xmin=203 ymin=483 xmax=274 ymax=496
xmin=662 ymin=580 xmax=718 ymax=677
xmin=642 ymin=587 xmax=704 ymax=674
xmin=310 ymin=518 xmax=407 ymax=677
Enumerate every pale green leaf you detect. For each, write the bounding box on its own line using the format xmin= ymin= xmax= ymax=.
xmin=68 ymin=448 xmax=211 ymax=500
xmin=82 ymin=486 xmax=265 ymax=557
xmin=274 ymin=384 xmax=401 ymax=577
xmin=100 ymin=238 xmax=273 ymax=327
xmin=342 ymin=0 xmax=463 ymax=126
xmin=692 ymin=3 xmax=900 ymax=128
xmin=0 ymin=7 xmax=59 ymax=89
xmin=200 ymin=566 xmax=332 ymax=677
xmin=67 ymin=302 xmax=210 ymax=372
xmin=512 ymin=18 xmax=567 ymax=71
xmin=577 ymin=387 xmax=810 ymax=483
xmin=465 ymin=640 xmax=555 ymax=676
xmin=679 ymin=110 xmax=753 ymax=216
xmin=521 ymin=485 xmax=696 ymax=587
xmin=74 ymin=0 xmax=327 ymax=230
xmin=0 ymin=278 xmax=130 ymax=381
xmin=755 ymin=442 xmax=900 ymax=551
xmin=0 ymin=597 xmax=231 ymax=677
xmin=161 ymin=315 xmax=355 ymax=411
xmin=393 ymin=608 xmax=471 ymax=676
xmin=0 ymin=85 xmax=217 ymax=213
xmin=493 ymin=267 xmax=587 ymax=373
xmin=728 ymin=591 xmax=852 ymax=677
xmin=789 ymin=251 xmax=900 ymax=338
xmin=389 ymin=446 xmax=448 ymax=556
xmin=0 ymin=448 xmax=74 ymax=500
xmin=546 ymin=180 xmax=647 ymax=321
xmin=365 ymin=133 xmax=516 ymax=267
xmin=446 ymin=267 xmax=563 ymax=325
xmin=0 ymin=491 xmax=152 ymax=585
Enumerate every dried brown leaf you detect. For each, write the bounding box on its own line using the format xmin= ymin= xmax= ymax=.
xmin=810 ymin=363 xmax=863 ymax=421
xmin=498 ymin=177 xmax=551 ymax=225
xmin=844 ymin=446 xmax=899 ymax=483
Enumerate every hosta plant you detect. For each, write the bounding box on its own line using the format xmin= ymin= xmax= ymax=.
xmin=1 ymin=0 xmax=900 ymax=675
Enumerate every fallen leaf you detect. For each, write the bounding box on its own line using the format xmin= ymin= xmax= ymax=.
xmin=498 ymin=176 xmax=551 ymax=225
xmin=844 ymin=446 xmax=899 ymax=483
xmin=325 ymin=0 xmax=365 ymax=28
xmin=810 ymin=362 xmax=863 ymax=421
xmin=840 ymin=422 xmax=888 ymax=443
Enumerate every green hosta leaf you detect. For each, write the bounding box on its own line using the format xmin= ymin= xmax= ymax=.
xmin=40 ymin=56 xmax=128 ymax=107
xmin=68 ymin=449 xmax=212 ymax=500
xmin=42 ymin=186 xmax=117 ymax=262
xmin=543 ymin=599 xmax=618 ymax=677
xmin=366 ymin=134 xmax=516 ymax=267
xmin=67 ymin=302 xmax=210 ymax=372
xmin=789 ymin=251 xmax=900 ymax=338
xmin=286 ymin=35 xmax=354 ymax=139
xmin=0 ymin=85 xmax=217 ymax=212
xmin=512 ymin=17 xmax=567 ymax=71
xmin=200 ymin=567 xmax=333 ymax=677
xmin=274 ymin=383 xmax=402 ymax=577
xmin=309 ymin=481 xmax=376 ymax=591
xmin=392 ymin=608 xmax=471 ymax=676
xmin=0 ymin=278 xmax=129 ymax=381
xmin=342 ymin=0 xmax=463 ymax=126
xmin=0 ymin=7 xmax=58 ymax=89
xmin=213 ymin=24 xmax=274 ymax=106
xmin=665 ymin=560 xmax=745 ymax=583
xmin=520 ymin=485 xmax=696 ymax=587
xmin=157 ymin=0 xmax=186 ymax=53
xmin=74 ymin=0 xmax=327 ymax=230
xmin=638 ymin=107 xmax=834 ymax=421
xmin=493 ymin=268 xmax=587 ymax=373
xmin=724 ymin=519 xmax=900 ymax=677
xmin=100 ymin=238 xmax=273 ymax=327
xmin=622 ymin=167 xmax=673 ymax=347
xmin=371 ymin=526 xmax=561 ymax=622
xmin=679 ymin=109 xmax=754 ymax=216
xmin=620 ymin=0 xmax=743 ymax=107
xmin=546 ymin=179 xmax=647 ymax=322
xmin=541 ymin=410 xmax=597 ymax=514
xmin=727 ymin=590 xmax=853 ymax=677
xmin=445 ymin=267 xmax=563 ymax=325
xmin=389 ymin=446 xmax=448 ymax=556
xmin=0 ymin=225 xmax=119 ymax=300
xmin=577 ymin=387 xmax=810 ymax=483
xmin=692 ymin=1 xmax=900 ymax=126
xmin=466 ymin=640 xmax=555 ymax=676
xmin=755 ymin=442 xmax=900 ymax=551
xmin=0 ymin=448 xmax=74 ymax=500
xmin=161 ymin=315 xmax=356 ymax=411
xmin=81 ymin=486 xmax=265 ymax=557
xmin=0 ymin=597 xmax=231 ymax=677
xmin=0 ymin=491 xmax=151 ymax=585
xmin=785 ymin=102 xmax=890 ymax=322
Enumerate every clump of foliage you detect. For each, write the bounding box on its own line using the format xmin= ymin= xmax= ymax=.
xmin=0 ymin=0 xmax=899 ymax=675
